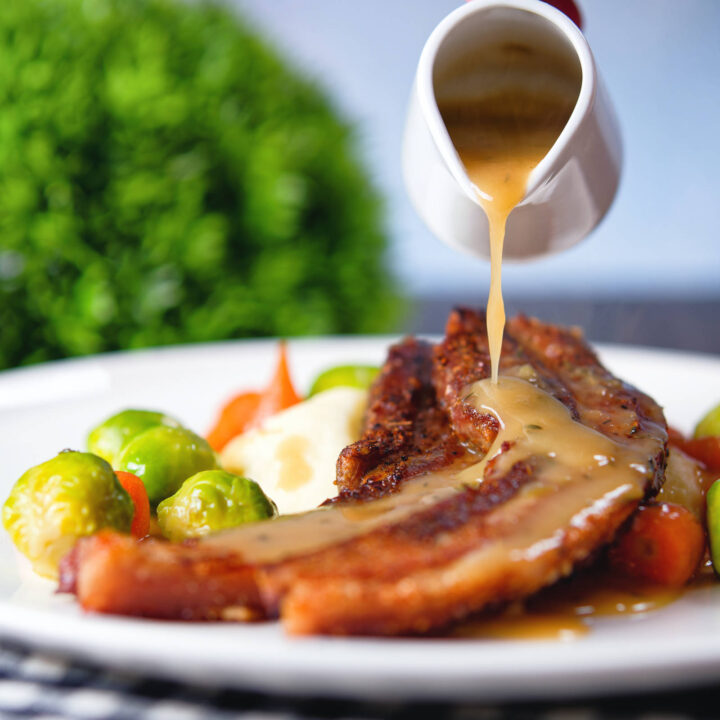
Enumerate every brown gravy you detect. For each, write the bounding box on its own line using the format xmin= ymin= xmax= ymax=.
xmin=204 ymin=378 xmax=656 ymax=581
xmin=451 ymin=569 xmax=686 ymax=641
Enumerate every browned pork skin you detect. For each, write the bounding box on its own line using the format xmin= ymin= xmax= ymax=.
xmin=432 ymin=308 xmax=579 ymax=452
xmin=335 ymin=337 xmax=469 ymax=502
xmin=62 ymin=310 xmax=668 ymax=635
xmin=507 ymin=314 xmax=667 ymax=473
xmin=59 ymin=531 xmax=261 ymax=619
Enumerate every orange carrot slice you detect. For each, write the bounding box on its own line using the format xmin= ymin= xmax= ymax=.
xmin=206 ymin=392 xmax=262 ymax=452
xmin=115 ymin=471 xmax=151 ymax=538
xmin=608 ymin=502 xmax=706 ymax=587
xmin=682 ymin=437 xmax=720 ymax=473
xmin=206 ymin=342 xmax=302 ymax=452
xmin=251 ymin=341 xmax=302 ymax=428
xmin=667 ymin=425 xmax=720 ymax=474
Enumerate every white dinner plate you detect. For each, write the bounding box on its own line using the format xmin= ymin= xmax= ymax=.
xmin=0 ymin=337 xmax=719 ymax=702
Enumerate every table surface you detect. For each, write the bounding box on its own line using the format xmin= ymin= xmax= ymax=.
xmin=1 ymin=297 xmax=718 ymax=719
xmin=410 ymin=296 xmax=720 ymax=355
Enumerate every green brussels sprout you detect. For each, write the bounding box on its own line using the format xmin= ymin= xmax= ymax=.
xmin=707 ymin=479 xmax=720 ymax=576
xmin=694 ymin=402 xmax=720 ymax=439
xmin=87 ymin=409 xmax=180 ymax=465
xmin=157 ymin=470 xmax=277 ymax=542
xmin=115 ymin=426 xmax=218 ymax=506
xmin=308 ymin=364 xmax=380 ymax=396
xmin=2 ymin=451 xmax=133 ymax=579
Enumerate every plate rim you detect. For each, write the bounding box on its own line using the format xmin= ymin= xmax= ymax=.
xmin=0 ymin=338 xmax=719 ymax=701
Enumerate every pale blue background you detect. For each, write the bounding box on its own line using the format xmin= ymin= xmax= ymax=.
xmin=232 ymin=0 xmax=720 ymax=299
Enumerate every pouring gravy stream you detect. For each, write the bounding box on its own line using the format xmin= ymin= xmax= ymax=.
xmin=439 ymin=83 xmax=577 ymax=381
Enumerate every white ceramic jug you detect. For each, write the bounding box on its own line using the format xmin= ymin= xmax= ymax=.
xmin=402 ymin=0 xmax=622 ymax=261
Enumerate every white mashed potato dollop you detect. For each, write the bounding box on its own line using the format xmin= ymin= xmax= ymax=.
xmin=220 ymin=387 xmax=367 ymax=515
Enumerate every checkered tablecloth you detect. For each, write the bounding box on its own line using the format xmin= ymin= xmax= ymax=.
xmin=0 ymin=640 xmax=717 ymax=720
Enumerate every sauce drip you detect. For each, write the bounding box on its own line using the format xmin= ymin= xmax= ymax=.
xmin=438 ymin=44 xmax=579 ymax=381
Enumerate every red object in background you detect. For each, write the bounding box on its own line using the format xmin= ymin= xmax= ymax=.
xmin=465 ymin=0 xmax=583 ymax=30
xmin=541 ymin=0 xmax=582 ymax=29
xmin=681 ymin=437 xmax=720 ymax=474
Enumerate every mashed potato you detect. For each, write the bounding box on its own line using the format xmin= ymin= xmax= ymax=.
xmin=220 ymin=387 xmax=367 ymax=514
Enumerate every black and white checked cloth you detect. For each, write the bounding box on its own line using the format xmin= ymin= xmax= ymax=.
xmin=0 ymin=640 xmax=717 ymax=720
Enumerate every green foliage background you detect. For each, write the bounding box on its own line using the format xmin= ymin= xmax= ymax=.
xmin=0 ymin=0 xmax=400 ymax=370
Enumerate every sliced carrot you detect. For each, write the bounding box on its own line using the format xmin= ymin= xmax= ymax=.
xmin=681 ymin=437 xmax=720 ymax=473
xmin=115 ymin=471 xmax=151 ymax=538
xmin=251 ymin=341 xmax=302 ymax=428
xmin=206 ymin=342 xmax=302 ymax=452
xmin=666 ymin=426 xmax=720 ymax=474
xmin=206 ymin=391 xmax=261 ymax=452
xmin=608 ymin=503 xmax=706 ymax=587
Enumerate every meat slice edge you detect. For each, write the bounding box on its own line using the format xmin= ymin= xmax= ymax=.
xmin=335 ymin=336 xmax=469 ymax=502
xmin=61 ymin=530 xmax=261 ymax=619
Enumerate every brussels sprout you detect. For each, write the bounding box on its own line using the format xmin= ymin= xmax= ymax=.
xmin=2 ymin=451 xmax=133 ymax=579
xmin=694 ymin=402 xmax=720 ymax=440
xmin=308 ymin=364 xmax=380 ymax=396
xmin=706 ymin=479 xmax=720 ymax=576
xmin=88 ymin=409 xmax=180 ymax=465
xmin=157 ymin=470 xmax=277 ymax=542
xmin=116 ymin=426 xmax=218 ymax=505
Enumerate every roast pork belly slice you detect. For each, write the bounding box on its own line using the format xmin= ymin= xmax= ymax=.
xmin=259 ymin=309 xmax=667 ymax=634
xmin=506 ymin=313 xmax=667 ymax=460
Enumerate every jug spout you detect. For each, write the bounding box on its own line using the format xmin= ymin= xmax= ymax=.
xmin=402 ymin=0 xmax=622 ymax=261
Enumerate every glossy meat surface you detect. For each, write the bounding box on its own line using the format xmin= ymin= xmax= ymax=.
xmin=433 ymin=308 xmax=579 ymax=452
xmin=62 ymin=310 xmax=669 ymax=635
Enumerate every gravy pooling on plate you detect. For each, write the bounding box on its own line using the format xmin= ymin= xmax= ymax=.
xmin=451 ymin=567 xmax=690 ymax=641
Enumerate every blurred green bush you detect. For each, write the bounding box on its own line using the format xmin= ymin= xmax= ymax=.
xmin=0 ymin=0 xmax=400 ymax=370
